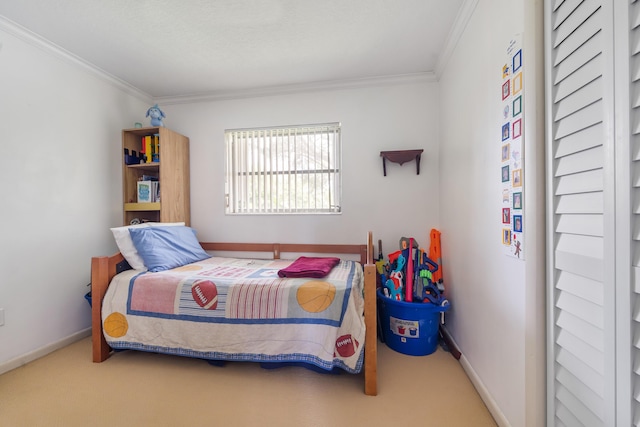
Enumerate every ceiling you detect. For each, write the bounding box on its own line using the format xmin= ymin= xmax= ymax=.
xmin=0 ymin=0 xmax=466 ymax=99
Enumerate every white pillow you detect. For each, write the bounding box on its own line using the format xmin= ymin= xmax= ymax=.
xmin=110 ymin=222 xmax=185 ymax=270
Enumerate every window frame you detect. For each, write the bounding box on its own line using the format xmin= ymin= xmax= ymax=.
xmin=224 ymin=122 xmax=342 ymax=215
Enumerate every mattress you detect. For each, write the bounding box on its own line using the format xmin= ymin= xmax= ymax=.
xmin=101 ymin=256 xmax=366 ymax=373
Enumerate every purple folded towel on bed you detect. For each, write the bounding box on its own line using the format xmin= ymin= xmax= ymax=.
xmin=277 ymin=256 xmax=341 ymax=278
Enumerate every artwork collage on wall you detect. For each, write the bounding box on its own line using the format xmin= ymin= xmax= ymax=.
xmin=500 ymin=35 xmax=524 ymax=260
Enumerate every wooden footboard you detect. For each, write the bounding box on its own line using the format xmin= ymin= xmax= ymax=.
xmin=91 ymin=232 xmax=377 ymax=396
xmin=91 ymin=252 xmax=130 ymax=363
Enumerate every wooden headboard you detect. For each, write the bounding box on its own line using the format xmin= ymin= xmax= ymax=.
xmin=199 ymin=241 xmax=369 ymax=265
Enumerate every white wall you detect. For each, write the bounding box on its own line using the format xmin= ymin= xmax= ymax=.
xmin=0 ymin=23 xmax=149 ymax=368
xmin=438 ymin=1 xmax=544 ymax=426
xmin=163 ymin=80 xmax=440 ymax=253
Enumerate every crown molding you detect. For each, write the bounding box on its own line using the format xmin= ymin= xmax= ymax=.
xmin=435 ymin=0 xmax=479 ymax=80
xmin=0 ymin=12 xmax=442 ymax=106
xmin=0 ymin=15 xmax=152 ymax=103
xmin=155 ymin=72 xmax=436 ymax=105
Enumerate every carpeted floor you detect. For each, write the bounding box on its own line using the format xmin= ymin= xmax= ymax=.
xmin=0 ymin=337 xmax=496 ymax=427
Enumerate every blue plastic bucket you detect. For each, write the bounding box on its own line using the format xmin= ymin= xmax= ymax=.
xmin=377 ymin=289 xmax=450 ymax=356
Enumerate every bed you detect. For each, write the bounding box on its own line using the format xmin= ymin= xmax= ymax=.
xmin=91 ymin=229 xmax=378 ymax=396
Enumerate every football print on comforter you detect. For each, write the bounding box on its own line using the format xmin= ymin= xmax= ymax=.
xmin=127 ymin=257 xmax=355 ymax=326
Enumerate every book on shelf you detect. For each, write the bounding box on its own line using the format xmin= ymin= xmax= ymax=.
xmin=140 ymin=136 xmax=146 ymax=156
xmin=139 ymin=134 xmax=160 ymax=163
xmin=137 ymin=181 xmax=152 ymax=203
xmin=144 ymin=136 xmax=153 ymax=163
xmin=152 ymin=134 xmax=160 ymax=162
xmin=137 ymin=180 xmax=160 ymax=203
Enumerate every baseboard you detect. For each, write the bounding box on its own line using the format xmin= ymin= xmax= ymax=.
xmin=0 ymin=328 xmax=91 ymax=376
xmin=439 ymin=325 xmax=461 ymax=359
xmin=442 ymin=327 xmax=510 ymax=426
xmin=459 ymin=352 xmax=511 ymax=426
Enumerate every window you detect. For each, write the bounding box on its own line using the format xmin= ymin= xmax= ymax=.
xmin=225 ymin=123 xmax=341 ymax=214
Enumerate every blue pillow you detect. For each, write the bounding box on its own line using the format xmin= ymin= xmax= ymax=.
xmin=128 ymin=226 xmax=210 ymax=272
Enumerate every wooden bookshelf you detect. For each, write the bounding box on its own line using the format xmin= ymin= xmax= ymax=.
xmin=122 ymin=127 xmax=190 ymax=225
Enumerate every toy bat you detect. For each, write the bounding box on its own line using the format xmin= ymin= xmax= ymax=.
xmin=405 ymin=238 xmax=414 ymax=302
xmin=429 ymin=229 xmax=444 ymax=292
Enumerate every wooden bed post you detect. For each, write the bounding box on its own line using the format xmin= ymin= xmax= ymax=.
xmin=91 ymin=256 xmax=112 ymax=362
xmin=363 ymin=263 xmax=378 ymax=396
xmin=362 ymin=231 xmax=377 ymax=396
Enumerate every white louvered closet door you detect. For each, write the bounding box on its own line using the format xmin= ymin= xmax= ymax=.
xmin=627 ymin=1 xmax=640 ymax=425
xmin=546 ymin=0 xmax=640 ymax=425
xmin=545 ymin=0 xmax=618 ymax=425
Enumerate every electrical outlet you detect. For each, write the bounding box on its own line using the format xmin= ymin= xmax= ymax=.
xmin=0 ymin=308 xmax=4 ymax=326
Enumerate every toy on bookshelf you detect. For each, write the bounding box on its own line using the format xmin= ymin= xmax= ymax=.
xmin=146 ymin=104 xmax=165 ymax=127
xmin=130 ymin=217 xmax=155 ymax=225
xmin=124 ymin=148 xmax=143 ymax=165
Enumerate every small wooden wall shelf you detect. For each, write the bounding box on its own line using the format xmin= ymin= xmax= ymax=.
xmin=380 ymin=149 xmax=424 ymax=176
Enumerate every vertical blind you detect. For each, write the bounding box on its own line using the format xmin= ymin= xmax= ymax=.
xmin=225 ymin=123 xmax=341 ymax=214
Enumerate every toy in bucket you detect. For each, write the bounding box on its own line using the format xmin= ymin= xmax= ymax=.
xmin=384 ymin=253 xmax=405 ymax=301
xmin=413 ymin=252 xmax=445 ymax=304
xmin=381 ymin=237 xmax=445 ymax=305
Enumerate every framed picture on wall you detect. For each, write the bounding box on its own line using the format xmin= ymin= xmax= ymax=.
xmin=502 ymin=143 xmax=510 ymax=162
xmin=513 ymin=72 xmax=523 ymax=95
xmin=502 ymin=228 xmax=512 ymax=245
xmin=502 ymin=165 xmax=510 ymax=182
xmin=502 ymin=123 xmax=510 ymax=141
xmin=512 ymin=168 xmax=522 ymax=187
xmin=502 ymin=208 xmax=511 ymax=224
xmin=512 ymin=118 xmax=522 ymax=139
xmin=502 ymin=80 xmax=510 ymax=100
xmin=513 ymin=192 xmax=522 ymax=209
xmin=513 ymin=214 xmax=523 ymax=232
xmin=513 ymin=95 xmax=522 ymax=117
xmin=513 ymin=49 xmax=522 ymax=72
